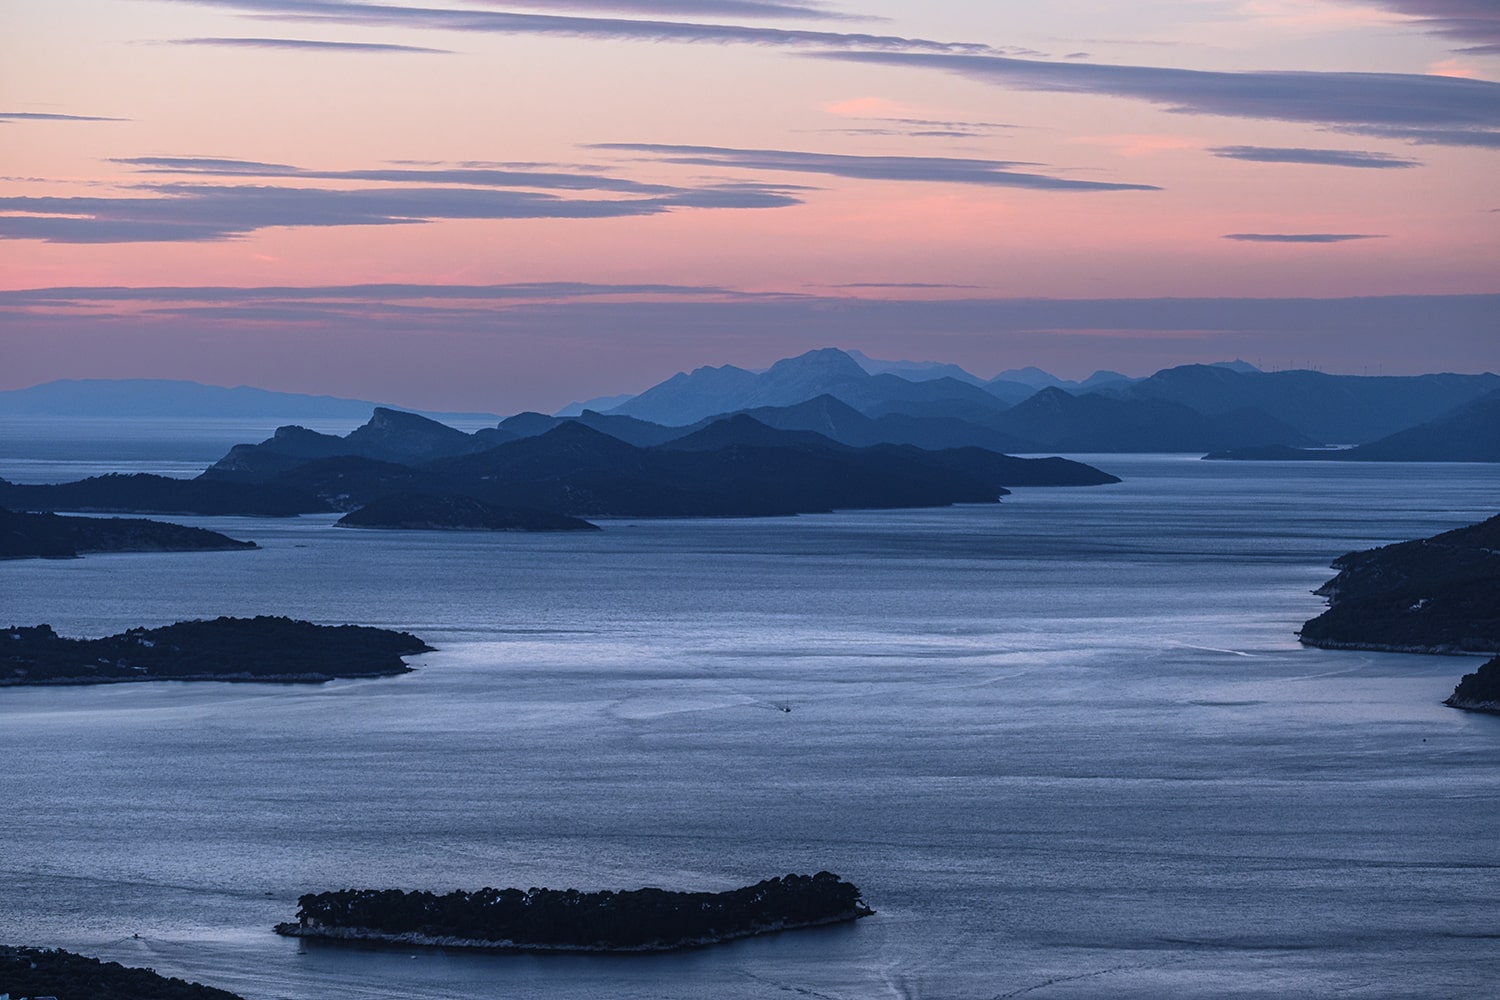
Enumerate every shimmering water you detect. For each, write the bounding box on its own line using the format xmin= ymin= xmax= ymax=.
xmin=2 ymin=437 xmax=1498 ymax=998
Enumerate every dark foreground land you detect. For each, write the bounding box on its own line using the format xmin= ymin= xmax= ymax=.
xmin=1299 ymin=512 xmax=1500 ymax=655
xmin=1 ymin=615 xmax=432 ymax=686
xmin=0 ymin=947 xmax=245 ymax=1000
xmin=1446 ymin=656 xmax=1500 ymax=714
xmin=0 ymin=506 xmax=255 ymax=560
xmin=277 ymin=872 xmax=873 ymax=952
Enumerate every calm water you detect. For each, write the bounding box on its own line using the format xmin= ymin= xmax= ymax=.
xmin=2 ymin=433 xmax=1498 ymax=998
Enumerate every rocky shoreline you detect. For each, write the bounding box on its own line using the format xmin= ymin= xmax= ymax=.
xmin=1444 ymin=656 xmax=1500 ymax=715
xmin=275 ymin=909 xmax=870 ymax=953
xmin=275 ymin=874 xmax=873 ymax=954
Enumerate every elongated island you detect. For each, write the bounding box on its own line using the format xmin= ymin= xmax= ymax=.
xmin=275 ymin=872 xmax=873 ymax=952
xmin=2 ymin=615 xmax=431 ymax=686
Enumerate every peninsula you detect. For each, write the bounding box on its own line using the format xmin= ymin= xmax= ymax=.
xmin=0 ymin=946 xmax=245 ymax=1000
xmin=1298 ymin=512 xmax=1500 ymax=654
xmin=1445 ymin=656 xmax=1500 ymax=715
xmin=0 ymin=506 xmax=256 ymax=560
xmin=275 ymin=872 xmax=873 ymax=952
xmin=1 ymin=616 xmax=432 ymax=686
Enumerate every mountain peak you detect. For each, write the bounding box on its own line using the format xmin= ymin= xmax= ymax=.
xmin=766 ymin=348 xmax=866 ymax=380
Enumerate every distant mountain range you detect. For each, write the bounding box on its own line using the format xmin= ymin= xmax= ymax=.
xmin=3 ymin=349 xmax=1495 ymax=461
xmin=1206 ymin=389 xmax=1500 ymax=463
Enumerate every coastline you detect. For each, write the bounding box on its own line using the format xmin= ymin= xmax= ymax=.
xmin=274 ymin=908 xmax=872 ymax=954
xmin=0 ymin=667 xmax=412 ymax=687
xmin=1443 ymin=695 xmax=1500 ymax=715
xmin=1297 ymin=638 xmax=1499 ymax=656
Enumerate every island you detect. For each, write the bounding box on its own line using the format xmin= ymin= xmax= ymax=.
xmin=1445 ymin=656 xmax=1500 ymax=715
xmin=1298 ymin=512 xmax=1500 ymax=654
xmin=0 ymin=946 xmax=245 ymax=1000
xmin=336 ymin=492 xmax=600 ymax=532
xmin=0 ymin=506 xmax=256 ymax=560
xmin=275 ymin=872 xmax=873 ymax=952
xmin=1 ymin=616 xmax=432 ymax=686
xmin=0 ymin=472 xmax=330 ymax=517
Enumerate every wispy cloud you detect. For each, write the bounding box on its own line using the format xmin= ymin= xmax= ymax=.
xmin=820 ymin=282 xmax=983 ymax=289
xmin=464 ymin=0 xmax=855 ymax=20
xmin=815 ymin=51 xmax=1500 ymax=148
xmin=0 ymin=181 xmax=801 ymax=243
xmin=111 ymin=155 xmax=687 ymax=194
xmin=167 ymin=37 xmax=452 ymax=53
xmin=1363 ymin=0 xmax=1500 ymax=54
xmin=0 ymin=111 xmax=127 ymax=123
xmin=161 ymin=0 xmax=990 ymax=53
xmin=0 ymin=281 xmax=772 ymax=308
xmin=1333 ymin=124 xmax=1500 ymax=147
xmin=594 ymin=143 xmax=1162 ymax=191
xmin=1209 ymin=145 xmax=1422 ymax=167
xmin=1223 ymin=232 xmax=1387 ymax=242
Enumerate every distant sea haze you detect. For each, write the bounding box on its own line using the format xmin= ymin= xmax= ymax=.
xmin=1 ymin=349 xmax=1495 ymax=465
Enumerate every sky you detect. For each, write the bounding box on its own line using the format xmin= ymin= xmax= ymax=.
xmin=2 ymin=0 xmax=1497 ymax=412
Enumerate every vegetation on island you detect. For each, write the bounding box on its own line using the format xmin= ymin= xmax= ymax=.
xmin=1 ymin=616 xmax=432 ymax=686
xmin=0 ymin=946 xmax=245 ymax=1000
xmin=0 ymin=506 xmax=256 ymax=560
xmin=1298 ymin=512 xmax=1500 ymax=654
xmin=276 ymin=872 xmax=873 ymax=952
xmin=1445 ymin=656 xmax=1500 ymax=715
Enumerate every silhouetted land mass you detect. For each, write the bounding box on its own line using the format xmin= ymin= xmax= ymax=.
xmin=337 ymin=492 xmax=599 ymax=532
xmin=0 ymin=946 xmax=245 ymax=1000
xmin=1299 ymin=513 xmax=1500 ymax=654
xmin=1446 ymin=656 xmax=1500 ymax=714
xmin=1 ymin=616 xmax=432 ymax=686
xmin=0 ymin=506 xmax=255 ymax=560
xmin=599 ymin=349 xmax=1499 ymax=447
xmin=0 ymin=472 xmax=328 ymax=516
xmin=275 ymin=872 xmax=873 ymax=952
xmin=199 ymin=412 xmax=1118 ymax=519
xmin=1110 ymin=365 xmax=1499 ymax=444
xmin=1205 ymin=389 xmax=1500 ymax=462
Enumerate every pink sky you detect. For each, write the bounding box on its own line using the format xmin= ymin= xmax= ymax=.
xmin=3 ymin=0 xmax=1496 ymax=411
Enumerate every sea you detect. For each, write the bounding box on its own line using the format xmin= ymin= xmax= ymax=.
xmin=1 ymin=417 xmax=1498 ymax=999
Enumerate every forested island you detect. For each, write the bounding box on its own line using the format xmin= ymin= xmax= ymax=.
xmin=0 ymin=946 xmax=245 ymax=1000
xmin=1445 ymin=656 xmax=1500 ymax=714
xmin=0 ymin=506 xmax=255 ymax=560
xmin=1298 ymin=513 xmax=1500 ymax=654
xmin=275 ymin=872 xmax=873 ymax=952
xmin=1 ymin=616 xmax=431 ymax=686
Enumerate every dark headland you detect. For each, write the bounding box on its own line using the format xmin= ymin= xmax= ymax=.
xmin=275 ymin=872 xmax=873 ymax=953
xmin=0 ymin=946 xmax=246 ymax=1000
xmin=1298 ymin=512 xmax=1500 ymax=655
xmin=0 ymin=506 xmax=256 ymax=560
xmin=1445 ymin=656 xmax=1500 ymax=714
xmin=1 ymin=616 xmax=432 ymax=686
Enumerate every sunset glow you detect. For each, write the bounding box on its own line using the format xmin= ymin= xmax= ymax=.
xmin=4 ymin=0 xmax=1496 ymax=411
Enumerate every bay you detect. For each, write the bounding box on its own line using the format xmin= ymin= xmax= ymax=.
xmin=2 ymin=447 xmax=1498 ymax=998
